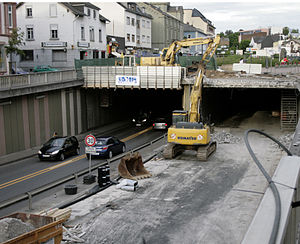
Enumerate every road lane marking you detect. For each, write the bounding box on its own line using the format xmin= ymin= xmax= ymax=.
xmin=0 ymin=127 xmax=153 ymax=190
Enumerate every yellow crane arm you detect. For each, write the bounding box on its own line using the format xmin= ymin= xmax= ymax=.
xmin=189 ymin=35 xmax=220 ymax=122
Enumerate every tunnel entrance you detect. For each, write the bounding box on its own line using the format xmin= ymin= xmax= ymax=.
xmin=202 ymin=88 xmax=282 ymax=126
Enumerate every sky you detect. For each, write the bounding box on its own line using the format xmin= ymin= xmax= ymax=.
xmin=171 ymin=0 xmax=300 ymax=34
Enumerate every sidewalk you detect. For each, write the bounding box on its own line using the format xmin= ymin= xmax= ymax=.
xmin=0 ymin=121 xmax=130 ymax=167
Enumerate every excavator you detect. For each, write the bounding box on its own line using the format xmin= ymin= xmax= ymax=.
xmin=162 ymin=35 xmax=220 ymax=161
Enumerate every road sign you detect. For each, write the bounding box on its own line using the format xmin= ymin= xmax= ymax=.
xmin=85 ymin=146 xmax=97 ymax=155
xmin=85 ymin=134 xmax=96 ymax=147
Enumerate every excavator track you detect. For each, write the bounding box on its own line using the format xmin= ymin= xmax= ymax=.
xmin=163 ymin=143 xmax=184 ymax=159
xmin=196 ymin=141 xmax=217 ymax=161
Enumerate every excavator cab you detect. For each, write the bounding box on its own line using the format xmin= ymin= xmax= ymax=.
xmin=172 ymin=110 xmax=188 ymax=125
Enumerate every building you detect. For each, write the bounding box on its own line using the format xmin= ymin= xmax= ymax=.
xmin=137 ymin=2 xmax=184 ymax=52
xmin=0 ymin=2 xmax=17 ymax=75
xmin=16 ymin=2 xmax=109 ymax=70
xmin=183 ymin=8 xmax=215 ymax=36
xmin=183 ymin=23 xmax=207 ymax=55
xmin=238 ymin=28 xmax=269 ymax=43
xmin=95 ymin=2 xmax=152 ymax=56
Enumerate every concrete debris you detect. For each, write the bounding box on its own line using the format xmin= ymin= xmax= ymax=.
xmin=276 ymin=133 xmax=294 ymax=149
xmin=62 ymin=224 xmax=85 ymax=243
xmin=212 ymin=131 xmax=241 ymax=144
xmin=0 ymin=217 xmax=35 ymax=243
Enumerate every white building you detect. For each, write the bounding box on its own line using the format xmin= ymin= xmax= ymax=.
xmin=95 ymin=2 xmax=152 ymax=56
xmin=16 ymin=2 xmax=109 ymax=70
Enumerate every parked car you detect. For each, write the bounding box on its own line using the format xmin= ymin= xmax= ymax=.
xmin=153 ymin=117 xmax=169 ymax=130
xmin=86 ymin=136 xmax=126 ymax=159
xmin=33 ymin=65 xmax=59 ymax=72
xmin=38 ymin=136 xmax=79 ymax=161
xmin=12 ymin=67 xmax=29 ymax=74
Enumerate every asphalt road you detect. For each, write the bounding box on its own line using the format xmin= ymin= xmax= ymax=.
xmin=0 ymin=124 xmax=165 ymax=209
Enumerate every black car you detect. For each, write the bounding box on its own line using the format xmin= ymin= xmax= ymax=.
xmin=86 ymin=136 xmax=126 ymax=159
xmin=38 ymin=136 xmax=79 ymax=161
xmin=132 ymin=111 xmax=151 ymax=127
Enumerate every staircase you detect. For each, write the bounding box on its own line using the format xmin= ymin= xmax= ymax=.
xmin=281 ymin=90 xmax=298 ymax=130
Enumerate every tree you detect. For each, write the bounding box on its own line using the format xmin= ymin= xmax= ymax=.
xmin=219 ymin=32 xmax=225 ymax=38
xmin=239 ymin=40 xmax=250 ymax=51
xmin=228 ymin=32 xmax=239 ymax=50
xmin=5 ymin=28 xmax=24 ymax=74
xmin=283 ymin=27 xmax=289 ymax=36
xmin=291 ymin=29 xmax=299 ymax=33
xmin=225 ymin=30 xmax=233 ymax=36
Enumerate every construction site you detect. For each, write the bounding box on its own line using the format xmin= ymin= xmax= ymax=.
xmin=1 ymin=36 xmax=300 ymax=244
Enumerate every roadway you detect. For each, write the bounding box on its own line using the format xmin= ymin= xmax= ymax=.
xmin=0 ymin=124 xmax=165 ymax=216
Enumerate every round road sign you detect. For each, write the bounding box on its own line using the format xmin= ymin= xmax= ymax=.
xmin=85 ymin=134 xmax=96 ymax=147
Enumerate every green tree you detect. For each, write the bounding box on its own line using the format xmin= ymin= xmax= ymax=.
xmin=239 ymin=40 xmax=250 ymax=51
xmin=5 ymin=28 xmax=24 ymax=74
xmin=225 ymin=30 xmax=233 ymax=36
xmin=283 ymin=27 xmax=289 ymax=36
xmin=291 ymin=29 xmax=299 ymax=33
xmin=228 ymin=32 xmax=239 ymax=50
xmin=219 ymin=32 xmax=225 ymax=38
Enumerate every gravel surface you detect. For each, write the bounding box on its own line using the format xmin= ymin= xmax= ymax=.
xmin=212 ymin=130 xmax=241 ymax=144
xmin=0 ymin=217 xmax=35 ymax=243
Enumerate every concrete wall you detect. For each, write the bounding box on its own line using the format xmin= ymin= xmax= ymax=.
xmin=0 ymin=88 xmax=83 ymax=156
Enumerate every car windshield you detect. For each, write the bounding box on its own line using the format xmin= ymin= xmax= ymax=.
xmin=96 ymin=139 xmax=107 ymax=146
xmin=45 ymin=138 xmax=65 ymax=147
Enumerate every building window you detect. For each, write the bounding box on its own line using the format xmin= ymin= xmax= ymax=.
xmin=137 ymin=19 xmax=140 ymax=29
xmin=26 ymin=6 xmax=32 ymax=18
xmin=81 ymin=26 xmax=85 ymax=40
xmin=127 ymin=33 xmax=130 ymax=42
xmin=126 ymin=16 xmax=130 ymax=25
xmin=142 ymin=20 xmax=145 ymax=28
xmin=131 ymin=18 xmax=135 ymax=26
xmin=146 ymin=21 xmax=150 ymax=29
xmin=87 ymin=8 xmax=90 ymax=16
xmin=93 ymin=9 xmax=96 ymax=19
xmin=21 ymin=50 xmax=34 ymax=61
xmin=26 ymin=26 xmax=34 ymax=40
xmin=142 ymin=7 xmax=145 ymax=13
xmin=132 ymin=34 xmax=135 ymax=42
xmin=137 ymin=35 xmax=140 ymax=44
xmin=50 ymin=24 xmax=58 ymax=39
xmin=49 ymin=4 xmax=57 ymax=17
xmin=99 ymin=29 xmax=102 ymax=42
xmin=93 ymin=50 xmax=99 ymax=59
xmin=147 ymin=36 xmax=150 ymax=43
xmin=89 ymin=27 xmax=94 ymax=42
xmin=142 ymin=35 xmax=145 ymax=43
xmin=8 ymin=5 xmax=13 ymax=27
xmin=52 ymin=50 xmax=67 ymax=62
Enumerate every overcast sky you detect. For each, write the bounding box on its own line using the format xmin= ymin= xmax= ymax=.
xmin=171 ymin=0 xmax=300 ymax=34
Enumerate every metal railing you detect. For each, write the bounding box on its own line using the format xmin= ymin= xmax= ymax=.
xmin=0 ymin=70 xmax=78 ymax=89
xmin=0 ymin=134 xmax=166 ymax=211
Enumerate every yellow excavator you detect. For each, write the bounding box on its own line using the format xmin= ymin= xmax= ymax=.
xmin=163 ymin=35 xmax=220 ymax=161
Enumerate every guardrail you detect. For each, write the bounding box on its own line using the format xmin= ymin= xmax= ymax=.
xmin=0 ymin=134 xmax=166 ymax=211
xmin=0 ymin=69 xmax=78 ymax=89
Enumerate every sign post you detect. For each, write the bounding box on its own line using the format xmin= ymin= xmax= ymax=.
xmin=85 ymin=134 xmax=96 ymax=174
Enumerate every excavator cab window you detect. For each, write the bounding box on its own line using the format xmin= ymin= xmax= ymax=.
xmin=172 ymin=110 xmax=188 ymax=125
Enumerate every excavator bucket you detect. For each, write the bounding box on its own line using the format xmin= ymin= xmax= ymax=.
xmin=118 ymin=152 xmax=152 ymax=180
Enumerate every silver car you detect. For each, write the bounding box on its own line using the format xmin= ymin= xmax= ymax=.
xmin=153 ymin=118 xmax=168 ymax=130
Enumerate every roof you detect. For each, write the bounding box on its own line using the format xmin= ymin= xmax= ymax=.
xmin=143 ymin=2 xmax=183 ymax=23
xmin=190 ymin=8 xmax=213 ymax=26
xmin=118 ymin=2 xmax=152 ymax=19
xmin=183 ymin=23 xmax=205 ymax=35
xmin=252 ymin=36 xmax=265 ymax=44
xmin=261 ymin=34 xmax=282 ymax=48
xmin=60 ymin=2 xmax=100 ymax=16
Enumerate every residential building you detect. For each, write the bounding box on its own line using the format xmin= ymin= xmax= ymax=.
xmin=137 ymin=2 xmax=184 ymax=52
xmin=16 ymin=2 xmax=109 ymax=70
xmin=96 ymin=2 xmax=152 ymax=56
xmin=0 ymin=2 xmax=17 ymax=75
xmin=150 ymin=2 xmax=184 ymax=22
xmin=282 ymin=39 xmax=300 ymax=56
xmin=183 ymin=23 xmax=207 ymax=55
xmin=183 ymin=8 xmax=215 ymax=36
xmin=238 ymin=28 xmax=268 ymax=43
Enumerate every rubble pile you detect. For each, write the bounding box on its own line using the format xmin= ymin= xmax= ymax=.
xmin=276 ymin=133 xmax=294 ymax=149
xmin=0 ymin=217 xmax=35 ymax=243
xmin=212 ymin=131 xmax=241 ymax=144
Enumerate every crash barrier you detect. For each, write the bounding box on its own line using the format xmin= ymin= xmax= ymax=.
xmin=242 ymin=156 xmax=300 ymax=243
xmin=0 ymin=69 xmax=77 ymax=89
xmin=0 ymin=134 xmax=166 ymax=211
xmin=98 ymin=164 xmax=110 ymax=187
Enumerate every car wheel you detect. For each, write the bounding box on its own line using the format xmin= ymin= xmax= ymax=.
xmin=60 ymin=153 xmax=65 ymax=161
xmin=122 ymin=145 xmax=126 ymax=153
xmin=75 ymin=148 xmax=80 ymax=155
xmin=108 ymin=150 xmax=113 ymax=159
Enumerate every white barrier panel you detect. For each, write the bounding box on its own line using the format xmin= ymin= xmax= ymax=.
xmin=233 ymin=63 xmax=262 ymax=74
